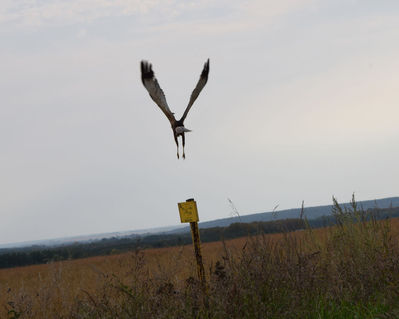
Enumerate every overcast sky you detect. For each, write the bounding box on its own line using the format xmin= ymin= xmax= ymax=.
xmin=1 ymin=0 xmax=399 ymax=245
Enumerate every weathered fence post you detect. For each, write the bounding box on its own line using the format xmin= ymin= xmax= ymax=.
xmin=177 ymin=198 xmax=206 ymax=289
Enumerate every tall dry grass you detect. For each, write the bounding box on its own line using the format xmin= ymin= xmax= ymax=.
xmin=2 ymin=198 xmax=399 ymax=318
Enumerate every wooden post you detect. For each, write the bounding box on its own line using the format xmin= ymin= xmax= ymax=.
xmin=190 ymin=220 xmax=206 ymax=286
xmin=178 ymin=198 xmax=206 ymax=289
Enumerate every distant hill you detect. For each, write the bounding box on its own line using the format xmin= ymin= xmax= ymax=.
xmin=193 ymin=196 xmax=399 ymax=230
xmin=0 ymin=225 xmax=185 ymax=249
xmin=1 ymin=196 xmax=398 ymax=249
xmin=2 ymin=204 xmax=399 ymax=269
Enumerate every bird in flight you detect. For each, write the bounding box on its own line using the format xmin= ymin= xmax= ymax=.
xmin=140 ymin=59 xmax=210 ymax=159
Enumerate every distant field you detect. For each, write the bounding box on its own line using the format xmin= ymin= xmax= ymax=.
xmin=0 ymin=234 xmax=253 ymax=318
xmin=2 ymin=212 xmax=399 ymax=318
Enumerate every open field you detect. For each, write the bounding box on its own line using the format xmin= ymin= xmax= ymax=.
xmin=2 ymin=207 xmax=399 ymax=318
xmin=0 ymin=235 xmax=253 ymax=318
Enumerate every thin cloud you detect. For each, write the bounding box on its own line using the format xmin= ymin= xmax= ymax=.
xmin=0 ymin=0 xmax=317 ymax=31
xmin=0 ymin=0 xmax=159 ymax=28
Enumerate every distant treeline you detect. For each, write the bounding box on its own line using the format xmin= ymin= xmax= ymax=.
xmin=1 ymin=206 xmax=398 ymax=269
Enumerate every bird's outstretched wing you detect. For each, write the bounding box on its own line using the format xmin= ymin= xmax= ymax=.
xmin=180 ymin=59 xmax=210 ymax=122
xmin=141 ymin=61 xmax=176 ymax=125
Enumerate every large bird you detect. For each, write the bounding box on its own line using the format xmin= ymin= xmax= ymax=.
xmin=140 ymin=59 xmax=210 ymax=159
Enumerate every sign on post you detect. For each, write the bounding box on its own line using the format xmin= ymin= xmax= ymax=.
xmin=178 ymin=199 xmax=206 ymax=291
xmin=178 ymin=200 xmax=199 ymax=223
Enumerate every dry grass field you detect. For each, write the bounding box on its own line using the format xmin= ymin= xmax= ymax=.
xmin=0 ymin=235 xmax=253 ymax=318
xmin=2 ymin=208 xmax=399 ymax=318
xmin=0 ymin=236 xmax=243 ymax=317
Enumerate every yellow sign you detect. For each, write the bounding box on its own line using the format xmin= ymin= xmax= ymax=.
xmin=178 ymin=201 xmax=199 ymax=223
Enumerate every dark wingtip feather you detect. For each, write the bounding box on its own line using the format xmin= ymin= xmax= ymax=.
xmin=140 ymin=60 xmax=154 ymax=84
xmin=201 ymin=58 xmax=210 ymax=78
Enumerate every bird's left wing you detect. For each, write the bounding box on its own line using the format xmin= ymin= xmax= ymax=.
xmin=141 ymin=61 xmax=176 ymax=125
xmin=180 ymin=59 xmax=210 ymax=122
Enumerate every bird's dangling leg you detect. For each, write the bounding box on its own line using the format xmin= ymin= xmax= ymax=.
xmin=182 ymin=133 xmax=186 ymax=159
xmin=174 ymin=134 xmax=179 ymax=159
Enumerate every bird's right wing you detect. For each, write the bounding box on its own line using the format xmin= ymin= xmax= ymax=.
xmin=180 ymin=59 xmax=210 ymax=122
xmin=141 ymin=61 xmax=176 ymax=125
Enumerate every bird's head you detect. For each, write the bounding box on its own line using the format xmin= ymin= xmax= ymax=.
xmin=175 ymin=126 xmax=192 ymax=135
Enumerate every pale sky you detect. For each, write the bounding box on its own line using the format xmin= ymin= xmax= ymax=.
xmin=1 ymin=0 xmax=398 ymax=245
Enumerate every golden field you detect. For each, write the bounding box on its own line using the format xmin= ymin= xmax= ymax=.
xmin=1 ymin=214 xmax=399 ymax=318
xmin=0 ymin=233 xmax=255 ymax=317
